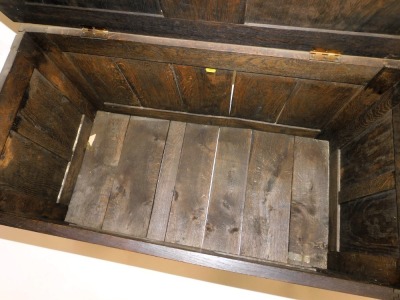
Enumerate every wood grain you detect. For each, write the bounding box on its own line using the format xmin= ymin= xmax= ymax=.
xmin=116 ymin=59 xmax=182 ymax=111
xmin=174 ymin=65 xmax=233 ymax=116
xmin=102 ymin=117 xmax=169 ymax=238
xmin=202 ymin=127 xmax=252 ymax=255
xmin=67 ymin=53 xmax=140 ymax=107
xmin=328 ymin=149 xmax=340 ymax=252
xmin=240 ymin=131 xmax=294 ymax=263
xmin=392 ymin=104 xmax=400 ymax=245
xmin=160 ymin=0 xmax=246 ymax=23
xmin=231 ymin=72 xmax=296 ymax=123
xmin=278 ymin=80 xmax=362 ymax=129
xmin=58 ymin=116 xmax=93 ymax=205
xmin=165 ymin=123 xmax=219 ymax=248
xmin=65 ymin=112 xmax=129 ymax=229
xmin=245 ymin=0 xmax=400 ymax=35
xmin=147 ymin=121 xmax=186 ymax=241
xmin=0 ymin=131 xmax=67 ymax=205
xmin=340 ymin=189 xmax=399 ymax=256
xmin=15 ymin=69 xmax=82 ymax=160
xmin=289 ymin=137 xmax=329 ymax=269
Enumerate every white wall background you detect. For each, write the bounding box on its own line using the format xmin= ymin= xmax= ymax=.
xmin=0 ymin=13 xmax=374 ymax=300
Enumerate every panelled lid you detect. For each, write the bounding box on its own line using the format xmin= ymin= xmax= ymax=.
xmin=1 ymin=0 xmax=400 ymax=59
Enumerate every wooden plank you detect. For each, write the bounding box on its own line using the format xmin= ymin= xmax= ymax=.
xmin=15 ymin=4 xmax=400 ymax=59
xmin=393 ymin=104 xmax=400 ymax=247
xmin=147 ymin=121 xmax=186 ymax=241
xmin=45 ymin=33 xmax=381 ymax=86
xmin=28 ymin=0 xmax=162 ymax=14
xmin=160 ymin=0 xmax=246 ymax=23
xmin=340 ymin=111 xmax=394 ymax=188
xmin=116 ymin=59 xmax=182 ymax=110
xmin=174 ymin=65 xmax=233 ymax=116
xmin=340 ymin=189 xmax=399 ymax=256
xmin=104 ymin=103 xmax=320 ymax=138
xmin=0 ymin=214 xmax=394 ymax=300
xmin=328 ymin=149 xmax=340 ymax=252
xmin=289 ymin=137 xmax=329 ymax=269
xmin=240 ymin=131 xmax=294 ymax=263
xmin=278 ymin=80 xmax=362 ymax=129
xmin=58 ymin=116 xmax=93 ymax=205
xmin=0 ymin=52 xmax=34 ymax=152
xmin=15 ymin=69 xmax=82 ymax=160
xmin=66 ymin=53 xmax=140 ymax=107
xmin=0 ymin=131 xmax=67 ymax=204
xmin=245 ymin=0 xmax=400 ymax=35
xmin=102 ymin=117 xmax=170 ymax=237
xmin=320 ymin=68 xmax=400 ymax=147
xmin=328 ymin=251 xmax=400 ymax=287
xmin=202 ymin=127 xmax=252 ymax=255
xmin=165 ymin=123 xmax=219 ymax=248
xmin=65 ymin=112 xmax=129 ymax=229
xmin=339 ymin=171 xmax=395 ymax=204
xmin=231 ymin=72 xmax=296 ymax=123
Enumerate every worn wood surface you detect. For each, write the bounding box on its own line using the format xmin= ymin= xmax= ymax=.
xmin=340 ymin=112 xmax=394 ymax=192
xmin=202 ymin=127 xmax=251 ymax=254
xmin=65 ymin=112 xmax=129 ymax=229
xmin=240 ymin=131 xmax=294 ymax=263
xmin=160 ymin=0 xmax=246 ymax=23
xmin=28 ymin=0 xmax=162 ymax=14
xmin=174 ymin=65 xmax=233 ymax=116
xmin=231 ymin=72 xmax=296 ymax=123
xmin=102 ymin=117 xmax=169 ymax=237
xmin=58 ymin=116 xmax=93 ymax=205
xmin=104 ymin=104 xmax=320 ymax=138
xmin=67 ymin=53 xmax=140 ymax=107
xmin=147 ymin=121 xmax=186 ymax=241
xmin=278 ymin=80 xmax=362 ymax=129
xmin=289 ymin=137 xmax=329 ymax=269
xmin=328 ymin=149 xmax=340 ymax=252
xmin=45 ymin=33 xmax=381 ymax=86
xmin=392 ymin=104 xmax=400 ymax=246
xmin=0 ymin=131 xmax=67 ymax=206
xmin=116 ymin=59 xmax=182 ymax=110
xmin=15 ymin=69 xmax=81 ymax=160
xmin=340 ymin=189 xmax=399 ymax=257
xmin=165 ymin=123 xmax=219 ymax=248
xmin=245 ymin=0 xmax=400 ymax=35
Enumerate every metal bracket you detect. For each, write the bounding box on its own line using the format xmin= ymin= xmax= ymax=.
xmin=310 ymin=49 xmax=341 ymax=63
xmin=81 ymin=27 xmax=109 ymax=40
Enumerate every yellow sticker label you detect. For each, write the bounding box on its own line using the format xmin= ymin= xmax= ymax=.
xmin=205 ymin=68 xmax=217 ymax=73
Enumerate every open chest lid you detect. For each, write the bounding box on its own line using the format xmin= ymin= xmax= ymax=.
xmin=0 ymin=0 xmax=400 ymax=60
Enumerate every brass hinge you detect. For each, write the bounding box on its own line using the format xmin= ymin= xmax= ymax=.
xmin=81 ymin=26 xmax=109 ymax=40
xmin=310 ymin=49 xmax=341 ymax=63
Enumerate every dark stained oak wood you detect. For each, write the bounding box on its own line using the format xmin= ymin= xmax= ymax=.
xmin=173 ymin=65 xmax=233 ymax=116
xmin=65 ymin=112 xmax=129 ymax=229
xmin=340 ymin=190 xmax=399 ymax=257
xmin=44 ymin=33 xmax=381 ymax=86
xmin=0 ymin=131 xmax=67 ymax=205
xmin=67 ymin=53 xmax=140 ymax=107
xmin=160 ymin=0 xmax=246 ymax=23
xmin=392 ymin=104 xmax=400 ymax=244
xmin=245 ymin=0 xmax=400 ymax=35
xmin=27 ymin=0 xmax=162 ymax=14
xmin=102 ymin=117 xmax=170 ymax=238
xmin=58 ymin=116 xmax=93 ymax=205
xmin=289 ymin=137 xmax=329 ymax=269
xmin=278 ymin=80 xmax=362 ymax=129
xmin=240 ymin=131 xmax=294 ymax=263
xmin=165 ymin=123 xmax=219 ymax=248
xmin=15 ymin=69 xmax=81 ymax=160
xmin=104 ymin=103 xmax=320 ymax=138
xmin=328 ymin=149 xmax=340 ymax=252
xmin=116 ymin=59 xmax=182 ymax=111
xmin=327 ymin=251 xmax=400 ymax=287
xmin=202 ymin=127 xmax=251 ymax=255
xmin=147 ymin=121 xmax=186 ymax=241
xmin=231 ymin=72 xmax=296 ymax=123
